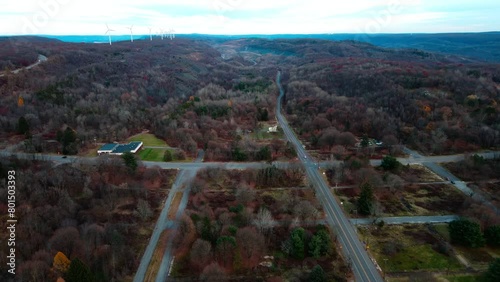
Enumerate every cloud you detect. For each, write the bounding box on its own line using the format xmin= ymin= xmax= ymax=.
xmin=0 ymin=0 xmax=498 ymax=35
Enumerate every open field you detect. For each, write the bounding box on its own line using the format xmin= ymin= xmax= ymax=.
xmin=443 ymin=274 xmax=479 ymax=282
xmin=139 ymin=148 xmax=168 ymax=161
xmin=358 ymin=224 xmax=463 ymax=273
xmin=252 ymin=122 xmax=285 ymax=140
xmin=128 ymin=133 xmax=168 ymax=147
xmin=337 ymin=183 xmax=466 ymax=217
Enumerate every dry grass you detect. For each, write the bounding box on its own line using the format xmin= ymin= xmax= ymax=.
xmin=358 ymin=225 xmax=463 ymax=273
xmin=400 ymin=164 xmax=444 ymax=182
xmin=167 ymin=192 xmax=184 ymax=220
xmin=144 ymin=230 xmax=171 ymax=282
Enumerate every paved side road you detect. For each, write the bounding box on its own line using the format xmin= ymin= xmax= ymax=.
xmin=155 ymin=151 xmax=203 ymax=282
xmin=133 ymin=150 xmax=203 ymax=282
xmin=0 ymin=54 xmax=47 ymax=77
xmin=402 ymin=147 xmax=499 ymax=214
xmin=350 ymin=215 xmax=459 ymax=225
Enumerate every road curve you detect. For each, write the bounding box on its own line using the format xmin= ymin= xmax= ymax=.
xmin=275 ymin=71 xmax=383 ymax=282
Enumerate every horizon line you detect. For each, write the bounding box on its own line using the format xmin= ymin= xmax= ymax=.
xmin=2 ymin=31 xmax=500 ymax=37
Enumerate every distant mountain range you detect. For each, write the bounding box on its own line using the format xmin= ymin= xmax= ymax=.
xmin=17 ymin=32 xmax=498 ymax=63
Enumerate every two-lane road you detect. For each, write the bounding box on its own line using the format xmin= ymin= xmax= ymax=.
xmin=276 ymin=71 xmax=383 ymax=282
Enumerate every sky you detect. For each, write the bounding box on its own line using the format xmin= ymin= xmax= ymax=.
xmin=1 ymin=0 xmax=499 ymax=35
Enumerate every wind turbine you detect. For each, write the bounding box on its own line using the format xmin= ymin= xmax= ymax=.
xmin=168 ymin=28 xmax=175 ymax=40
xmin=159 ymin=28 xmax=164 ymax=40
xmin=105 ymin=24 xmax=114 ymax=45
xmin=148 ymin=27 xmax=153 ymax=41
xmin=126 ymin=25 xmax=134 ymax=42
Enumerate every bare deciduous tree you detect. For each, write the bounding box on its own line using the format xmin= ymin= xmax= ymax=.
xmin=190 ymin=239 xmax=212 ymax=270
xmin=253 ymin=208 xmax=276 ymax=236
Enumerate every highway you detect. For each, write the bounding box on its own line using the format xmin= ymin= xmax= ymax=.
xmin=275 ymin=71 xmax=383 ymax=282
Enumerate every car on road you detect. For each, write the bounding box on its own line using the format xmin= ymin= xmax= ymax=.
xmin=62 ymin=155 xmax=67 ymax=158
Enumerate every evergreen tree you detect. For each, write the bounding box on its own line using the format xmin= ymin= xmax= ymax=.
xmin=484 ymin=225 xmax=500 ymax=247
xmin=62 ymin=127 xmax=78 ymax=155
xmin=290 ymin=228 xmax=306 ymax=259
xmin=17 ymin=116 xmax=29 ymax=135
xmin=163 ymin=150 xmax=173 ymax=162
xmin=357 ymin=183 xmax=374 ymax=215
xmin=309 ymin=265 xmax=327 ymax=282
xmin=483 ymin=258 xmax=500 ymax=282
xmin=256 ymin=146 xmax=272 ymax=161
xmin=309 ymin=235 xmax=322 ymax=258
xmin=122 ymin=152 xmax=138 ymax=172
xmin=360 ymin=135 xmax=370 ymax=148
xmin=309 ymin=229 xmax=331 ymax=258
xmin=380 ymin=155 xmax=401 ymax=171
xmin=449 ymin=218 xmax=485 ymax=248
xmin=65 ymin=258 xmax=93 ymax=282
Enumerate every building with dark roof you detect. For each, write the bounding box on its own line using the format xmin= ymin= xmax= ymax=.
xmin=97 ymin=141 xmax=143 ymax=155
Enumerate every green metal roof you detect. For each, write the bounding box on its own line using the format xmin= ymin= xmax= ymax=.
xmin=98 ymin=143 xmax=118 ymax=151
xmin=111 ymin=141 xmax=142 ymax=154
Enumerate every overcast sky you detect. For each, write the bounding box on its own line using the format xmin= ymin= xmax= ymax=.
xmin=1 ymin=0 xmax=499 ymax=35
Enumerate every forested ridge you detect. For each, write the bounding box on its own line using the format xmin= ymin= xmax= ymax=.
xmin=2 ymin=36 xmax=498 ymax=158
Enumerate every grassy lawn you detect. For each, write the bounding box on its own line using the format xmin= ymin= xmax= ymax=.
xmin=386 ymin=244 xmax=461 ymax=271
xmin=139 ymin=148 xmax=167 ymax=162
xmin=359 ymin=225 xmax=463 ymax=273
xmin=434 ymin=223 xmax=451 ymax=241
xmin=455 ymin=246 xmax=495 ymax=270
xmin=252 ymin=123 xmax=284 ymax=140
xmin=443 ymin=274 xmax=479 ymax=282
xmin=128 ymin=133 xmax=168 ymax=147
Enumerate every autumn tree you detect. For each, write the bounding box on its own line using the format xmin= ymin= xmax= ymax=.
xmin=200 ymin=262 xmax=226 ymax=282
xmin=49 ymin=227 xmax=81 ymax=258
xmin=190 ymin=239 xmax=212 ymax=270
xmin=53 ymin=251 xmax=71 ymax=275
xmin=135 ymin=199 xmax=153 ymax=220
xmin=216 ymin=236 xmax=236 ymax=267
xmin=385 ymin=173 xmax=404 ymax=192
xmin=18 ymin=260 xmax=50 ymax=282
xmin=236 ymin=227 xmax=265 ymax=267
xmin=235 ymin=183 xmax=256 ymax=206
xmin=293 ymin=200 xmax=320 ymax=221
